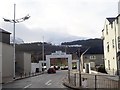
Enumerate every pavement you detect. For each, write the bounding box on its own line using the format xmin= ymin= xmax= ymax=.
xmin=15 ymin=72 xmax=44 ymax=81
xmin=62 ymin=70 xmax=119 ymax=89
xmin=62 ymin=79 xmax=81 ymax=90
xmin=2 ymin=71 xmax=44 ymax=85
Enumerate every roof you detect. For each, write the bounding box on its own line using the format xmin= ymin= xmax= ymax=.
xmin=106 ymin=18 xmax=116 ymax=23
xmin=116 ymin=14 xmax=120 ymax=18
xmin=84 ymin=46 xmax=104 ymax=55
xmin=0 ymin=28 xmax=11 ymax=34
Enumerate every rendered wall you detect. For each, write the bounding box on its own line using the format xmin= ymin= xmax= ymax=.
xmin=2 ymin=43 xmax=14 ymax=83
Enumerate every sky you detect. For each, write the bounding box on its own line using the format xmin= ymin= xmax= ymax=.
xmin=0 ymin=0 xmax=119 ymax=44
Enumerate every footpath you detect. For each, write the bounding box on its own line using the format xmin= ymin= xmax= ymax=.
xmin=62 ymin=70 xmax=119 ymax=89
xmin=2 ymin=71 xmax=44 ymax=84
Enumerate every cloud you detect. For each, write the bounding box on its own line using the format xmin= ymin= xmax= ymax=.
xmin=0 ymin=0 xmax=119 ymax=44
xmin=1 ymin=23 xmax=86 ymax=44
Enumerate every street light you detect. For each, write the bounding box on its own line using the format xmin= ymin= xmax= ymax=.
xmin=3 ymin=4 xmax=30 ymax=79
xmin=66 ymin=45 xmax=82 ymax=87
xmin=76 ymin=47 xmax=82 ymax=87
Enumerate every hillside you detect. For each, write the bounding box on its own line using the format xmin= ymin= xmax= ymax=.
xmin=16 ymin=38 xmax=103 ymax=62
xmin=61 ymin=38 xmax=103 ymax=48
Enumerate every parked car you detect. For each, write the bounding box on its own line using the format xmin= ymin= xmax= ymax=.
xmin=60 ymin=66 xmax=68 ymax=70
xmin=60 ymin=66 xmax=65 ymax=70
xmin=47 ymin=67 xmax=56 ymax=74
xmin=50 ymin=65 xmax=60 ymax=70
xmin=55 ymin=66 xmax=60 ymax=70
xmin=64 ymin=66 xmax=68 ymax=70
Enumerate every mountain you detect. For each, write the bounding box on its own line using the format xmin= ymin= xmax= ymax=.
xmin=16 ymin=38 xmax=103 ymax=63
xmin=61 ymin=38 xmax=102 ymax=47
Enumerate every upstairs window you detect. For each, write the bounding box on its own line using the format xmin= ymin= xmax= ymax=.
xmin=106 ymin=25 xmax=108 ymax=35
xmin=116 ymin=18 xmax=119 ymax=24
xmin=111 ymin=23 xmax=113 ymax=28
xmin=108 ymin=60 xmax=110 ymax=70
xmin=112 ymin=39 xmax=114 ymax=48
xmin=90 ymin=56 xmax=96 ymax=60
xmin=118 ymin=36 xmax=120 ymax=49
xmin=107 ymin=42 xmax=109 ymax=52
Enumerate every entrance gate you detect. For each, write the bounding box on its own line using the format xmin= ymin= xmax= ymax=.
xmin=46 ymin=51 xmax=72 ymax=70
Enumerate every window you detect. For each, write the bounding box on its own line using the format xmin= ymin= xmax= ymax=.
xmin=111 ymin=23 xmax=113 ymax=28
xmin=107 ymin=42 xmax=109 ymax=52
xmin=118 ymin=36 xmax=120 ymax=49
xmin=106 ymin=25 xmax=108 ymax=35
xmin=116 ymin=18 xmax=119 ymax=24
xmin=112 ymin=39 xmax=114 ymax=48
xmin=90 ymin=56 xmax=96 ymax=60
xmin=118 ymin=36 xmax=120 ymax=42
xmin=84 ymin=56 xmax=87 ymax=59
xmin=108 ymin=60 xmax=110 ymax=70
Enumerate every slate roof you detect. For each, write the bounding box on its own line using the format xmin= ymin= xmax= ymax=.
xmin=84 ymin=46 xmax=104 ymax=55
xmin=0 ymin=28 xmax=11 ymax=34
xmin=106 ymin=18 xmax=116 ymax=23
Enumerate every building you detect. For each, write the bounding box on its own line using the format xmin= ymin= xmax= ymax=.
xmin=118 ymin=0 xmax=120 ymax=14
xmin=0 ymin=28 xmax=14 ymax=83
xmin=0 ymin=28 xmax=31 ymax=83
xmin=102 ymin=15 xmax=120 ymax=75
xmin=0 ymin=28 xmax=11 ymax=44
xmin=16 ymin=52 xmax=31 ymax=76
xmin=46 ymin=51 xmax=73 ymax=70
xmin=81 ymin=47 xmax=104 ymax=71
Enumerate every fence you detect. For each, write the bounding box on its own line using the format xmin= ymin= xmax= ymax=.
xmin=15 ymin=71 xmax=44 ymax=80
xmin=65 ymin=70 xmax=119 ymax=89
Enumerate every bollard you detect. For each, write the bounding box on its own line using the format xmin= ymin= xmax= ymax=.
xmin=20 ymin=73 xmax=22 ymax=78
xmin=68 ymin=70 xmax=70 ymax=83
xmin=25 ymin=73 xmax=26 ymax=77
xmin=29 ymin=72 xmax=31 ymax=77
xmin=74 ymin=73 xmax=76 ymax=86
xmin=95 ymin=75 xmax=97 ymax=90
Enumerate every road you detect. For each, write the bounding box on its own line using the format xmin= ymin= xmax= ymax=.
xmin=2 ymin=70 xmax=70 ymax=89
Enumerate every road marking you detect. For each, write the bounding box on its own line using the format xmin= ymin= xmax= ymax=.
xmin=24 ymin=84 xmax=32 ymax=88
xmin=45 ymin=80 xmax=52 ymax=85
xmin=47 ymin=83 xmax=52 ymax=85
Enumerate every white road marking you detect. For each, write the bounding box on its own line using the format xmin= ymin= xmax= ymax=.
xmin=24 ymin=84 xmax=32 ymax=88
xmin=45 ymin=80 xmax=52 ymax=85
xmin=47 ymin=83 xmax=52 ymax=85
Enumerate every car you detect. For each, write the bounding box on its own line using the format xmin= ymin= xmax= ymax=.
xmin=55 ymin=66 xmax=60 ymax=70
xmin=64 ymin=66 xmax=68 ymax=70
xmin=47 ymin=67 xmax=56 ymax=74
xmin=60 ymin=66 xmax=65 ymax=70
xmin=50 ymin=65 xmax=60 ymax=70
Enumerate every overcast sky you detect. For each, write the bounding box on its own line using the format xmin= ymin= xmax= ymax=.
xmin=0 ymin=0 xmax=119 ymax=44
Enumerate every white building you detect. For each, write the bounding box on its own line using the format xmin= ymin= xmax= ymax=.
xmin=0 ymin=29 xmax=14 ymax=84
xmin=118 ymin=0 xmax=120 ymax=14
xmin=46 ymin=51 xmax=73 ymax=70
xmin=16 ymin=52 xmax=31 ymax=76
xmin=102 ymin=15 xmax=120 ymax=75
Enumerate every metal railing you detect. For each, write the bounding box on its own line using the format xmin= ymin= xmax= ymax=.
xmin=65 ymin=70 xmax=119 ymax=89
xmin=15 ymin=71 xmax=43 ymax=80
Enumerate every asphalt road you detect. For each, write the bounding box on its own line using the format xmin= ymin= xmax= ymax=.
xmin=2 ymin=70 xmax=71 ymax=89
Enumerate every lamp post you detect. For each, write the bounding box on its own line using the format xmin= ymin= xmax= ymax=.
xmin=42 ymin=36 xmax=44 ymax=69
xmin=76 ymin=47 xmax=82 ymax=87
xmin=67 ymin=45 xmax=82 ymax=87
xmin=3 ymin=4 xmax=30 ymax=79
